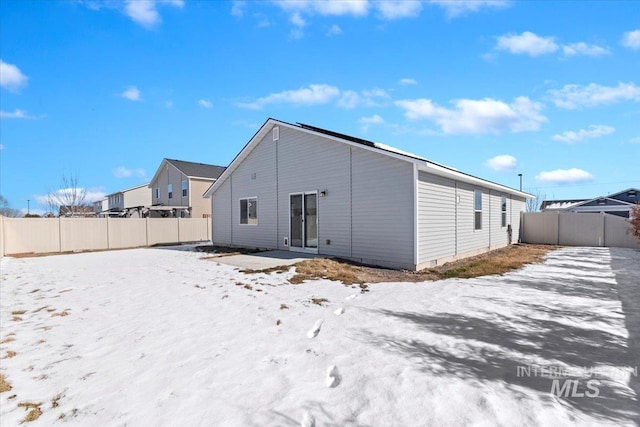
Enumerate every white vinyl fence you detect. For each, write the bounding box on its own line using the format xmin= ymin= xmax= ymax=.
xmin=520 ymin=212 xmax=639 ymax=249
xmin=0 ymin=217 xmax=211 ymax=256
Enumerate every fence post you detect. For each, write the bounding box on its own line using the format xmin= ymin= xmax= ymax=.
xmin=601 ymin=212 xmax=605 ymax=247
xmin=145 ymin=217 xmax=149 ymax=247
xmin=58 ymin=217 xmax=62 ymax=253
xmin=177 ymin=217 xmax=180 ymax=243
xmin=106 ymin=217 xmax=110 ymax=249
xmin=556 ymin=212 xmax=560 ymax=245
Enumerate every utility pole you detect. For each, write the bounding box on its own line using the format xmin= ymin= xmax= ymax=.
xmin=27 ymin=199 xmax=30 ymax=215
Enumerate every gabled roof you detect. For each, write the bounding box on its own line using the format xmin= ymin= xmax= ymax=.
xmin=204 ymin=118 xmax=532 ymax=199
xmin=569 ymin=196 xmax=634 ymax=209
xmin=150 ymin=158 xmax=226 ymax=186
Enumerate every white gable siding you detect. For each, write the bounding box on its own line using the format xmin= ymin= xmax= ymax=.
xmin=229 ymin=134 xmax=278 ymax=249
xmin=511 ymin=196 xmax=526 ymax=242
xmin=351 ymin=148 xmax=414 ymax=267
xmin=417 ymin=171 xmax=456 ymax=264
xmin=211 ymin=178 xmax=232 ymax=245
xmin=275 ymin=126 xmax=352 ymax=257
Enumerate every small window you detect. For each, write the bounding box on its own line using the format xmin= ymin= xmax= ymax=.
xmin=474 ymin=190 xmax=482 ymax=230
xmin=629 ymin=190 xmax=636 ymax=198
xmin=182 ymin=180 xmax=188 ymax=197
xmin=501 ymin=195 xmax=507 ymax=228
xmin=155 ymin=186 xmax=160 ymax=199
xmin=240 ymin=198 xmax=258 ymax=225
xmin=597 ymin=198 xmax=606 ymax=205
xmin=168 ymin=184 xmax=173 ymax=199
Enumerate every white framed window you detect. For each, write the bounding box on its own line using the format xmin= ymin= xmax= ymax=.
xmin=155 ymin=186 xmax=160 ymax=199
xmin=240 ymin=197 xmax=257 ymax=225
xmin=168 ymin=184 xmax=173 ymax=199
xmin=501 ymin=195 xmax=507 ymax=228
xmin=182 ymin=180 xmax=188 ymax=197
xmin=474 ymin=190 xmax=482 ymax=230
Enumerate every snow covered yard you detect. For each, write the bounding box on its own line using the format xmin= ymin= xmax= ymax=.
xmin=1 ymin=246 xmax=638 ymax=426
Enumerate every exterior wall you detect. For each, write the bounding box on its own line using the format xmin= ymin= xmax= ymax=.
xmin=417 ymin=172 xmax=456 ymax=264
xmin=211 ymin=179 xmax=232 ymax=245
xmin=108 ymin=193 xmax=125 ymax=212
xmin=124 ymin=186 xmax=152 ymax=209
xmin=510 ymin=196 xmax=526 ymax=242
xmin=189 ymin=178 xmax=214 ymax=218
xmin=150 ymin=162 xmax=189 ymax=208
xmin=276 ymin=126 xmax=353 ymax=258
xmin=211 ymin=125 xmax=416 ymax=268
xmin=1 ymin=218 xmax=211 ymax=255
xmin=416 ymin=173 xmax=526 ymax=268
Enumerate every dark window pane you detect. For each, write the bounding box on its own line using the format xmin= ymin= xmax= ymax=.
xmin=240 ymin=199 xmax=248 ymax=224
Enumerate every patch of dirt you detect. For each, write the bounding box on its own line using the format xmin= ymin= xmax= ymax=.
xmin=197 ymin=245 xmax=265 ymax=259
xmin=18 ymin=402 xmax=43 ymax=422
xmin=51 ymin=310 xmax=70 ymax=317
xmin=311 ymin=298 xmax=329 ymax=306
xmin=0 ymin=374 xmax=12 ymax=393
xmin=11 ymin=310 xmax=27 ymax=315
xmin=1 ymin=336 xmax=16 ymax=344
xmin=2 ymin=351 xmax=17 ymax=359
xmin=279 ymin=304 xmax=289 ymax=310
xmin=240 ymin=244 xmax=557 ymax=284
xmin=11 ymin=316 xmax=23 ymax=322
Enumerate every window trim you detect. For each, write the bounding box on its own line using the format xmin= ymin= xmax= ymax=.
xmin=501 ymin=195 xmax=507 ymax=228
xmin=168 ymin=184 xmax=173 ymax=199
xmin=474 ymin=190 xmax=482 ymax=230
xmin=239 ymin=197 xmax=258 ymax=226
xmin=155 ymin=186 xmax=160 ymax=199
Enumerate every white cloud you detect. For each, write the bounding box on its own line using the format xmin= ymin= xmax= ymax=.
xmin=552 ymin=125 xmax=615 ymax=143
xmin=113 ymin=166 xmax=147 ymax=179
xmin=326 ymin=24 xmax=343 ymax=37
xmin=120 ymin=86 xmax=141 ymax=101
xmin=562 ymin=42 xmax=609 ymax=57
xmin=123 ymin=0 xmax=183 ymax=29
xmin=289 ymin=12 xmax=306 ymax=38
xmin=395 ymin=96 xmax=547 ymax=134
xmin=231 ymin=0 xmax=245 ymax=17
xmin=630 ymin=137 xmax=640 ymax=144
xmin=273 ymin=0 xmax=369 ymax=17
xmin=358 ymin=114 xmax=385 ymax=131
xmin=0 ymin=144 xmax=4 ymax=150
xmin=535 ymin=168 xmax=594 ymax=184
xmin=622 ymin=29 xmax=640 ymax=50
xmin=486 ymin=155 xmax=518 ymax=172
xmin=0 ymin=59 xmax=28 ymax=92
xmin=0 ymin=109 xmax=38 ymax=119
xmin=495 ymin=31 xmax=558 ymax=56
xmin=376 ymin=1 xmax=422 ymax=19
xmin=399 ymin=78 xmax=417 ymax=85
xmin=198 ymin=99 xmax=213 ymax=109
xmin=35 ymin=188 xmax=107 ymax=205
xmin=548 ymin=82 xmax=640 ymax=109
xmin=164 ymin=100 xmax=173 ymax=109
xmin=236 ymin=84 xmax=340 ymax=109
xmin=338 ymin=87 xmax=389 ymax=108
xmin=428 ymin=0 xmax=509 ymax=17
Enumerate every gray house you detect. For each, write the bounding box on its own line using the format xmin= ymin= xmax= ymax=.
xmin=204 ymin=119 xmax=530 ymax=270
xmin=542 ymin=188 xmax=638 ymax=218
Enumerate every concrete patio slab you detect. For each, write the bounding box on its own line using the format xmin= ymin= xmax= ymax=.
xmin=213 ymin=250 xmax=320 ymax=270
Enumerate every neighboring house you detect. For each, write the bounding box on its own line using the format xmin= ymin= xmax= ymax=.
xmin=93 ymin=198 xmax=108 ymax=217
xmin=149 ymin=159 xmax=226 ymax=218
xmin=204 ymin=119 xmax=530 ymax=270
xmin=105 ymin=184 xmax=152 ymax=218
xmin=59 ymin=205 xmax=96 ymax=217
xmin=542 ymin=188 xmax=638 ymax=218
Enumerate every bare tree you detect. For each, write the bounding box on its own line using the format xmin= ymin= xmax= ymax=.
xmin=629 ymin=203 xmax=640 ymax=242
xmin=47 ymin=173 xmax=90 ymax=217
xmin=0 ymin=195 xmax=21 ymax=217
xmin=525 ymin=188 xmax=546 ymax=212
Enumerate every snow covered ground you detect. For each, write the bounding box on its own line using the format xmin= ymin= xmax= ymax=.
xmin=1 ymin=246 xmax=638 ymax=426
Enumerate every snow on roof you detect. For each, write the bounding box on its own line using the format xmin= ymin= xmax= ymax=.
xmin=544 ymin=201 xmax=584 ymax=210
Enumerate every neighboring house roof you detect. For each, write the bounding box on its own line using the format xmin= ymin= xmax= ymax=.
xmin=204 ymin=118 xmax=532 ymax=199
xmin=149 ymin=159 xmax=226 ymax=186
xmin=568 ymin=196 xmax=634 ymax=210
xmin=105 ymin=183 xmax=149 ymax=198
xmin=540 ymin=199 xmax=586 ymax=211
xmin=608 ymin=188 xmax=639 ymax=204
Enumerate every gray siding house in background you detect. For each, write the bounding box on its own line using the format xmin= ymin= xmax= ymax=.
xmin=205 ymin=119 xmax=530 ymax=270
xmin=149 ymin=158 xmax=226 ymax=218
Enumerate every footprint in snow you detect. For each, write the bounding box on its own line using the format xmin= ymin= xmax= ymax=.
xmin=326 ymin=365 xmax=341 ymax=388
xmin=307 ymin=319 xmax=323 ymax=339
xmin=334 ymin=307 xmax=344 ymax=316
xmin=301 ymin=412 xmax=315 ymax=427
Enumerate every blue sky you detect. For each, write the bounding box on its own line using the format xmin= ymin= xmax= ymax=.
xmin=1 ymin=0 xmax=638 ymax=215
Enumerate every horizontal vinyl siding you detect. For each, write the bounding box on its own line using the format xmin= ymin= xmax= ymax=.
xmin=211 ymin=179 xmax=231 ymax=245
xmin=456 ymin=183 xmax=490 ymax=255
xmin=276 ymin=126 xmax=352 ymax=257
xmin=490 ymin=192 xmax=509 ymax=248
xmin=351 ymin=148 xmax=414 ymax=266
xmin=230 ymin=136 xmax=278 ymax=249
xmin=417 ymin=172 xmax=456 ymax=264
